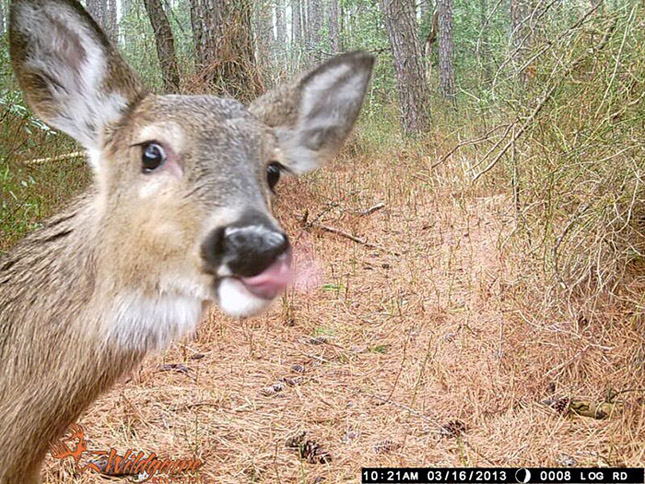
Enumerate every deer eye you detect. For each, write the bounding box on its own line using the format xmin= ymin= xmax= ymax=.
xmin=141 ymin=142 xmax=166 ymax=173
xmin=267 ymin=162 xmax=282 ymax=192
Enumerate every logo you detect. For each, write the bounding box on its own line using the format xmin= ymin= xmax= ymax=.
xmin=50 ymin=424 xmax=204 ymax=483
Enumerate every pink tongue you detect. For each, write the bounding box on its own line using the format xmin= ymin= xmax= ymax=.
xmin=239 ymin=255 xmax=294 ymax=299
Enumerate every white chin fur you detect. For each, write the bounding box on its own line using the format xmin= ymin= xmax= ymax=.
xmin=217 ymin=278 xmax=272 ymax=318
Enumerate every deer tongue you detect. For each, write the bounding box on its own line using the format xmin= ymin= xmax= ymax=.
xmin=239 ymin=254 xmax=294 ymax=300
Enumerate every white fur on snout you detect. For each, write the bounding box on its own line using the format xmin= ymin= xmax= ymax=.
xmin=217 ymin=278 xmax=272 ymax=318
xmin=216 ymin=265 xmax=233 ymax=277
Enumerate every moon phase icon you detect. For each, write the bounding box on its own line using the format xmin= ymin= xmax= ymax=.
xmin=515 ymin=469 xmax=531 ymax=483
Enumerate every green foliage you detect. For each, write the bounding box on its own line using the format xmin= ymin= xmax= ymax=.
xmin=510 ymin=4 xmax=645 ymax=299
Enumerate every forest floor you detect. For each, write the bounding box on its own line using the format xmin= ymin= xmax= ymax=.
xmin=41 ymin=132 xmax=645 ymax=483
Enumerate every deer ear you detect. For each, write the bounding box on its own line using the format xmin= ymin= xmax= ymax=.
xmin=9 ymin=0 xmax=145 ymax=153
xmin=249 ymin=51 xmax=374 ymax=174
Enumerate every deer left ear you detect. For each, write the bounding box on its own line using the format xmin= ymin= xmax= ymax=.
xmin=249 ymin=51 xmax=375 ymax=174
xmin=9 ymin=0 xmax=146 ymax=153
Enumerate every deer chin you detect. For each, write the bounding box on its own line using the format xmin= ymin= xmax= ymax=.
xmin=216 ymin=277 xmax=274 ymax=318
xmin=214 ymin=253 xmax=293 ymax=318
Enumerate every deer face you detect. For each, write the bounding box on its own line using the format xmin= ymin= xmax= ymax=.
xmin=100 ymin=96 xmax=293 ymax=318
xmin=9 ymin=0 xmax=374 ymax=320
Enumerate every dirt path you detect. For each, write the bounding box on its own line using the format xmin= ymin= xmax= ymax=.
xmin=44 ymin=151 xmax=645 ymax=483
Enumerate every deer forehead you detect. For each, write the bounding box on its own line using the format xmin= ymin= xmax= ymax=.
xmin=126 ymin=96 xmax=277 ymax=161
xmin=136 ymin=121 xmax=186 ymax=153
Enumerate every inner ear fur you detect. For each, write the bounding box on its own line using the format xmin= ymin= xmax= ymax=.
xmin=249 ymin=51 xmax=375 ymax=174
xmin=9 ymin=0 xmax=146 ymax=151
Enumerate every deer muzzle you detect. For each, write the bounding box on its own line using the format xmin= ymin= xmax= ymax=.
xmin=201 ymin=210 xmax=293 ymax=300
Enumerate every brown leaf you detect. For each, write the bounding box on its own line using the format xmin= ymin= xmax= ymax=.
xmin=543 ymin=396 xmax=571 ymax=415
xmin=280 ymin=376 xmax=305 ymax=387
xmin=300 ymin=440 xmax=332 ymax=464
xmin=569 ymin=400 xmax=622 ymax=419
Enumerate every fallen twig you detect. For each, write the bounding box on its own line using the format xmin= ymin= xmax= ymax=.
xmin=307 ymin=221 xmax=390 ymax=253
xmin=359 ymin=202 xmax=385 ymax=217
xmin=23 ymin=151 xmax=84 ymax=165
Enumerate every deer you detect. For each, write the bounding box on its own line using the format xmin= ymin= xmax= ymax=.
xmin=0 ymin=0 xmax=374 ymax=481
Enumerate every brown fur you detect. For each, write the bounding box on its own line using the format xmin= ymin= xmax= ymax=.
xmin=1 ymin=1 xmax=373 ymax=481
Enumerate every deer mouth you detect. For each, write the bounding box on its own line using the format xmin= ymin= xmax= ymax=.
xmin=235 ymin=252 xmax=293 ymax=300
xmin=209 ymin=250 xmax=294 ymax=318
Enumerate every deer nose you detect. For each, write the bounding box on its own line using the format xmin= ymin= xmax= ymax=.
xmin=222 ymin=224 xmax=291 ymax=277
xmin=201 ymin=211 xmax=291 ymax=279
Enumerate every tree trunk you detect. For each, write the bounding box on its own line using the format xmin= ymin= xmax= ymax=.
xmin=291 ymin=0 xmax=303 ymax=68
xmin=329 ymin=0 xmax=341 ymax=54
xmin=510 ymin=0 xmax=525 ymax=49
xmin=86 ymin=0 xmax=117 ymax=42
xmin=0 ymin=0 xmax=5 ymax=37
xmin=189 ymin=0 xmax=204 ymax=69
xmin=143 ymin=0 xmax=181 ymax=92
xmin=275 ymin=0 xmax=286 ymax=60
xmin=510 ymin=0 xmax=535 ymax=80
xmin=419 ymin=0 xmax=431 ymax=18
xmin=106 ymin=0 xmax=117 ymax=43
xmin=437 ymin=0 xmax=455 ymax=99
xmin=380 ymin=0 xmax=431 ymax=134
xmin=189 ymin=0 xmax=263 ymax=102
xmin=510 ymin=0 xmax=534 ymax=53
xmin=423 ymin=10 xmax=438 ymax=81
xmin=86 ymin=0 xmax=105 ymax=30
xmin=306 ymin=0 xmax=324 ymax=63
xmin=254 ymin=0 xmax=274 ymax=73
xmin=291 ymin=0 xmax=302 ymax=47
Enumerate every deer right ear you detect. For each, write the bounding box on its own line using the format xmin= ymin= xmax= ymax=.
xmin=9 ymin=0 xmax=145 ymax=154
xmin=249 ymin=52 xmax=374 ymax=174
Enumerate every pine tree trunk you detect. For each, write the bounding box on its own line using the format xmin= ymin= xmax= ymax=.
xmin=510 ymin=0 xmax=534 ymax=79
xmin=291 ymin=0 xmax=303 ymax=68
xmin=437 ymin=0 xmax=455 ymax=99
xmin=86 ymin=0 xmax=106 ymax=31
xmin=254 ymin=0 xmax=273 ymax=73
xmin=380 ymin=0 xmax=431 ymax=134
xmin=0 ymin=0 xmax=5 ymax=37
xmin=189 ymin=0 xmax=205 ymax=69
xmin=106 ymin=0 xmax=117 ymax=43
xmin=120 ymin=0 xmax=133 ymax=47
xmin=143 ymin=0 xmax=181 ymax=92
xmin=189 ymin=0 xmax=263 ymax=102
xmin=329 ymin=0 xmax=341 ymax=54
xmin=419 ymin=0 xmax=431 ymax=17
xmin=86 ymin=0 xmax=117 ymax=42
xmin=306 ymin=0 xmax=324 ymax=63
xmin=510 ymin=0 xmax=535 ymax=53
xmin=275 ymin=0 xmax=286 ymax=61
